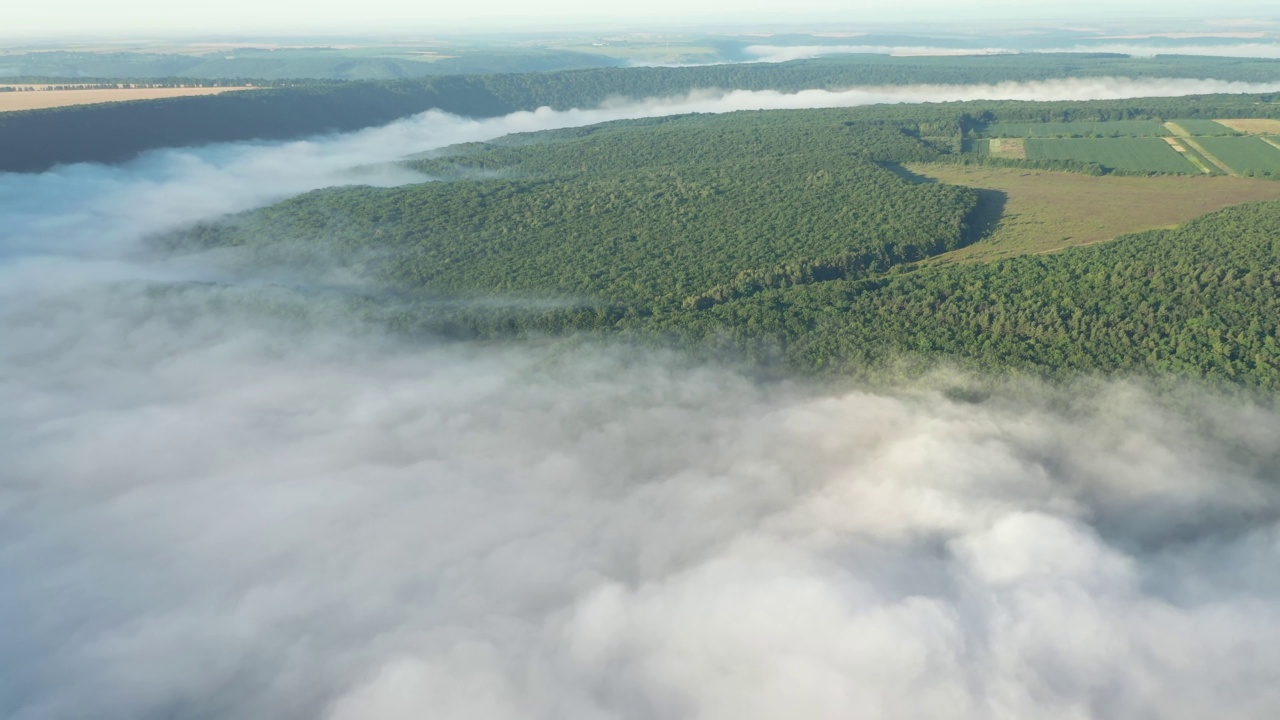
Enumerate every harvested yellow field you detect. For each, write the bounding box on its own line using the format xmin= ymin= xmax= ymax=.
xmin=905 ymin=164 xmax=1280 ymax=263
xmin=1214 ymin=118 xmax=1280 ymax=135
xmin=0 ymin=87 xmax=254 ymax=112
xmin=0 ymin=84 xmax=136 ymax=90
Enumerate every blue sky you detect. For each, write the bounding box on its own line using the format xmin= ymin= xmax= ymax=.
xmin=3 ymin=0 xmax=1276 ymax=38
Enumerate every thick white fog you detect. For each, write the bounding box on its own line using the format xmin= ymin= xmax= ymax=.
xmin=3 ymin=80 xmax=1280 ymax=719
xmin=1057 ymin=43 xmax=1280 ymax=60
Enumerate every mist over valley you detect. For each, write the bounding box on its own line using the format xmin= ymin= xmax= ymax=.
xmin=4 ymin=25 xmax=1280 ymax=719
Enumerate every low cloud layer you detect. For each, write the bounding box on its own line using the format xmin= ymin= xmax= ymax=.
xmin=3 ymin=81 xmax=1280 ymax=719
xmin=1056 ymin=43 xmax=1280 ymax=59
xmin=742 ymin=42 xmax=1280 ymax=63
xmin=743 ymin=44 xmax=1015 ymax=62
xmin=613 ymin=77 xmax=1280 ymax=114
xmin=5 ymin=287 xmax=1280 ymax=720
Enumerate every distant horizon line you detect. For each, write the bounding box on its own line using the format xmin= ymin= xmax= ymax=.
xmin=2 ymin=15 xmax=1279 ymax=45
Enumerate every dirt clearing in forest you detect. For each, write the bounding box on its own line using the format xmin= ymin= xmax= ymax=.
xmin=986 ymin=137 xmax=1027 ymax=159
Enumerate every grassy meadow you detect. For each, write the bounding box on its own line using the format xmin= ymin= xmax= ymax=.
xmin=1167 ymin=118 xmax=1238 ymax=135
xmin=904 ymin=164 xmax=1280 ymax=262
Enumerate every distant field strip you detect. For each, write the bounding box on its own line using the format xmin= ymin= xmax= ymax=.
xmin=1163 ymin=136 xmax=1213 ymax=174
xmin=1164 ymin=122 xmax=1237 ymax=175
xmin=981 ymin=120 xmax=1170 ymax=137
xmin=1214 ymin=118 xmax=1280 ymax=135
xmin=1168 ymin=118 xmax=1238 ymax=136
xmin=1025 ymin=137 xmax=1198 ymax=174
xmin=1265 ymin=137 xmax=1280 ymax=151
xmin=0 ymin=87 xmax=254 ymax=112
xmin=1193 ymin=136 xmax=1280 ymax=176
xmin=1180 ymin=144 xmax=1221 ymax=175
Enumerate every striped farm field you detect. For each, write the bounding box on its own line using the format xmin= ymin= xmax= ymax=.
xmin=1025 ymin=137 xmax=1199 ymax=174
xmin=1215 ymin=118 xmax=1280 ymax=135
xmin=1193 ymin=136 xmax=1280 ymax=176
xmin=1168 ymin=119 xmax=1238 ymax=136
xmin=981 ymin=120 xmax=1170 ymax=137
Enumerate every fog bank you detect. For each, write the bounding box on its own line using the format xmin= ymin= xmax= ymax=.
xmin=1056 ymin=43 xmax=1280 ymax=59
xmin=3 ymin=80 xmax=1280 ymax=719
xmin=741 ymin=43 xmax=1280 ymax=63
xmin=5 ymin=287 xmax=1280 ymax=720
xmin=743 ymin=44 xmax=1015 ymax=62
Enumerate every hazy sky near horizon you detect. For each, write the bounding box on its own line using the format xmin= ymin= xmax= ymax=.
xmin=3 ymin=0 xmax=1276 ymax=39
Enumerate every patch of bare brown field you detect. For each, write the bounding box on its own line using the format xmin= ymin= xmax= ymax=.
xmin=0 ymin=87 xmax=254 ymax=113
xmin=1214 ymin=118 xmax=1280 ymax=135
xmin=1 ymin=43 xmax=367 ymax=55
xmin=0 ymin=84 xmax=212 ymax=90
xmin=987 ymin=138 xmax=1026 ymax=159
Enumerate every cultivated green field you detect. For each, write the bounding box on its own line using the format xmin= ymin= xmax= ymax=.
xmin=1193 ymin=136 xmax=1280 ymax=176
xmin=981 ymin=120 xmax=1170 ymax=137
xmin=1168 ymin=119 xmax=1238 ymax=136
xmin=1024 ymin=137 xmax=1198 ymax=174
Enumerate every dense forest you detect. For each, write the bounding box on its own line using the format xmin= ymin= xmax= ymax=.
xmin=5 ymin=52 xmax=1280 ymax=172
xmin=161 ymin=103 xmax=1280 ymax=389
xmin=164 ymin=118 xmax=976 ymax=307
xmin=640 ymin=201 xmax=1280 ymax=387
xmin=356 ymin=200 xmax=1280 ymax=391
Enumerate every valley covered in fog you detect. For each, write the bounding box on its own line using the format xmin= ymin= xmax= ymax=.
xmin=4 ymin=74 xmax=1280 ymax=718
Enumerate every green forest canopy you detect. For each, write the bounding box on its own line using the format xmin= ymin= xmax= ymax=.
xmin=162 ymin=101 xmax=1280 ymax=389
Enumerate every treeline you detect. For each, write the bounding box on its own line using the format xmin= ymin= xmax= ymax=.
xmin=5 ymin=53 xmax=1280 ymax=172
xmin=947 ymin=153 xmax=1108 ymax=175
xmin=0 ymin=49 xmax=624 ymax=82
